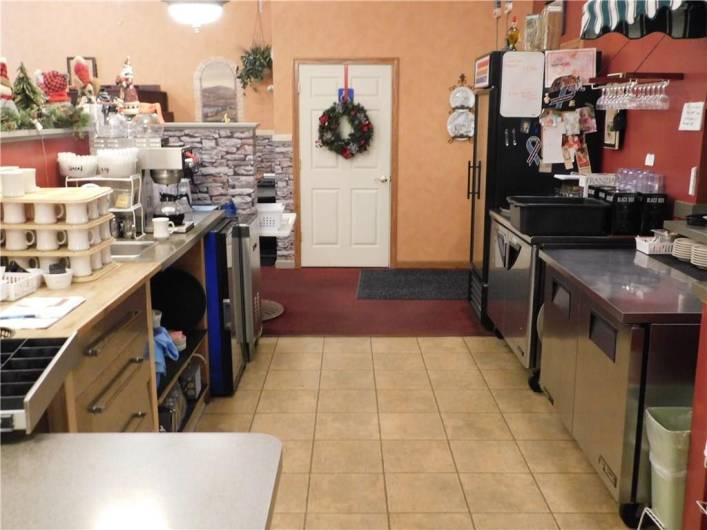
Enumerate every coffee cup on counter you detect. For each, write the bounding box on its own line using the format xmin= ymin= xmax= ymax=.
xmin=34 ymin=203 xmax=65 ymax=225
xmin=20 ymin=168 xmax=38 ymax=193
xmin=70 ymin=255 xmax=93 ymax=277
xmin=153 ymin=217 xmax=176 ymax=240
xmin=2 ymin=203 xmax=28 ymax=224
xmin=0 ymin=169 xmax=26 ymax=198
xmin=36 ymin=229 xmax=68 ymax=251
xmin=90 ymin=251 xmax=103 ymax=271
xmin=67 ymin=227 xmax=98 ymax=251
xmin=65 ymin=203 xmax=89 ymax=224
xmin=4 ymin=229 xmax=36 ymax=251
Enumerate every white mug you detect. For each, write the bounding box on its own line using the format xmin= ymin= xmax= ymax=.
xmin=97 ymin=195 xmax=111 ymax=215
xmin=13 ymin=257 xmax=39 ymax=269
xmin=39 ymin=256 xmax=68 ymax=273
xmin=87 ymin=200 xmax=99 ymax=220
xmin=20 ymin=168 xmax=37 ymax=193
xmin=67 ymin=228 xmax=97 ymax=251
xmin=102 ymin=247 xmax=113 ymax=265
xmin=70 ymin=255 xmax=92 ymax=277
xmin=0 ymin=166 xmax=19 ymax=196
xmin=99 ymin=221 xmax=112 ymax=241
xmin=34 ymin=203 xmax=65 ymax=224
xmin=36 ymin=229 xmax=67 ymax=251
xmin=153 ymin=217 xmax=176 ymax=239
xmin=0 ymin=169 xmax=26 ymax=198
xmin=90 ymin=226 xmax=101 ymax=246
xmin=5 ymin=229 xmax=35 ymax=250
xmin=91 ymin=251 xmax=103 ymax=271
xmin=65 ymin=203 xmax=88 ymax=224
xmin=2 ymin=203 xmax=28 ymax=224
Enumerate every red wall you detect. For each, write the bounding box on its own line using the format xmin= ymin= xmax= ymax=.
xmin=558 ymin=1 xmax=707 ymax=205
xmin=0 ymin=134 xmax=89 ymax=187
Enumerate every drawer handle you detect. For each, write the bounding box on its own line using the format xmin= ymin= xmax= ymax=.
xmin=121 ymin=411 xmax=147 ymax=432
xmin=88 ymin=356 xmax=145 ymax=414
xmin=85 ymin=311 xmax=141 ymax=357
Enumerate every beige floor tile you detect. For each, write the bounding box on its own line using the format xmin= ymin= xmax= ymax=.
xmin=270 ymin=352 xmax=323 ymax=371
xmin=373 ymin=351 xmax=425 ymax=371
xmin=492 ymin=389 xmax=553 ymax=413
xmin=442 ymin=413 xmax=513 ymax=440
xmin=206 ymin=390 xmax=260 ymax=414
xmin=324 ymin=337 xmax=372 ymax=354
xmin=305 ymin=513 xmax=388 ymax=529
xmin=382 ymin=440 xmax=456 ymax=472
xmin=418 ymin=336 xmax=469 ymax=353
xmin=248 ymin=352 xmax=274 ymax=373
xmin=321 ymin=370 xmax=375 ymax=390
xmin=251 ymin=413 xmax=315 ymax=440
xmin=450 ymin=441 xmax=528 ymax=473
xmin=264 ymin=370 xmax=321 ymax=390
xmin=385 ymin=473 xmax=468 ymax=512
xmin=422 ymin=351 xmax=477 ymax=371
xmin=239 ymin=369 xmax=267 ymax=389
xmin=504 ymin=413 xmax=572 ymax=441
xmin=318 ymin=389 xmax=378 ymax=413
xmin=471 ymin=351 xmax=521 ymax=370
xmin=435 ymin=389 xmax=499 ymax=413
xmin=372 ymin=337 xmax=420 ymax=353
xmin=379 ymin=413 xmax=446 ymax=440
xmin=323 ymin=352 xmax=373 ymax=370
xmin=377 ymin=389 xmax=438 ymax=413
xmin=316 ymin=413 xmax=380 ymax=440
xmin=256 ymin=336 xmax=278 ymax=354
xmin=390 ymin=513 xmax=473 ymax=529
xmin=196 ymin=413 xmax=252 ymax=432
xmin=270 ymin=513 xmax=305 ymax=530
xmin=281 ymin=440 xmax=313 ymax=473
xmin=276 ymin=336 xmax=324 ymax=354
xmin=307 ymin=473 xmax=386 ymax=513
xmin=482 ymin=368 xmax=530 ymax=389
xmin=553 ymin=513 xmax=627 ymax=529
xmin=311 ymin=440 xmax=382 ymax=473
xmin=534 ymin=474 xmax=616 ymax=513
xmin=427 ymin=369 xmax=487 ymax=390
xmin=274 ymin=473 xmax=309 ymax=513
xmin=472 ymin=513 xmax=558 ymax=529
xmin=257 ymin=390 xmax=318 ymax=413
xmin=518 ymin=441 xmax=593 ymax=473
xmin=459 ymin=473 xmax=549 ymax=513
xmin=464 ymin=336 xmax=511 ymax=353
xmin=374 ymin=369 xmax=431 ymax=389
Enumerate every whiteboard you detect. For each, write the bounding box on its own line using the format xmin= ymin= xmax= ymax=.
xmin=500 ymin=51 xmax=545 ymax=118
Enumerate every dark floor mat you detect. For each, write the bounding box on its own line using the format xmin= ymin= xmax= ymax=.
xmin=357 ymin=269 xmax=469 ymax=300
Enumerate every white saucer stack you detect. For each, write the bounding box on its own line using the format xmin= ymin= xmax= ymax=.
xmin=672 ymin=238 xmax=698 ymax=262
xmin=690 ymin=244 xmax=707 ymax=270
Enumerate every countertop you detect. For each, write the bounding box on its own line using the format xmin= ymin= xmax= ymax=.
xmin=1 ymin=433 xmax=281 ymax=530
xmin=664 ymin=220 xmax=707 ymax=245
xmin=540 ymin=248 xmax=703 ymax=324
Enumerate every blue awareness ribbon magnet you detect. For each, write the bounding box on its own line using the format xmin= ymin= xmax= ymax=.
xmin=526 ymin=136 xmax=542 ymax=166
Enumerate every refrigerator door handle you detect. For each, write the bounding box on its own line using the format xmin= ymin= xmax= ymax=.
xmin=475 ymin=160 xmax=482 ymax=199
xmin=222 ymin=298 xmax=232 ymax=332
xmin=467 ymin=161 xmax=474 ymax=199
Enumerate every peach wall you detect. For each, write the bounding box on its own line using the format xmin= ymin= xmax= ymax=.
xmin=0 ymin=0 xmax=274 ymax=127
xmin=272 ymin=1 xmax=532 ymax=264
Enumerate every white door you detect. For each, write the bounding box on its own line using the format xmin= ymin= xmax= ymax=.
xmin=299 ymin=63 xmax=393 ymax=267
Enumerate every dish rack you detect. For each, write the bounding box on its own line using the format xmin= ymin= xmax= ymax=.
xmin=0 ymin=271 xmax=43 ymax=301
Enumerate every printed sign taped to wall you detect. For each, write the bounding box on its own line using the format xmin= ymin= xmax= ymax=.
xmin=474 ymin=55 xmax=490 ymax=88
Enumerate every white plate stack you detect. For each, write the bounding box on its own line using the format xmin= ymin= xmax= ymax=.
xmin=690 ymin=244 xmax=707 ymax=270
xmin=672 ymin=238 xmax=698 ymax=262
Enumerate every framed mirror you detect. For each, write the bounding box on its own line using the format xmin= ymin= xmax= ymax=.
xmin=193 ymin=57 xmax=244 ymax=122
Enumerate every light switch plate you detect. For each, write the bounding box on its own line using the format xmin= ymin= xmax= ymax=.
xmin=645 ymin=153 xmax=655 ymax=166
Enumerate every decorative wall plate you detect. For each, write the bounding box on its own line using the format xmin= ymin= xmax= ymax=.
xmin=447 ymin=109 xmax=475 ymax=138
xmin=449 ymin=85 xmax=475 ymax=109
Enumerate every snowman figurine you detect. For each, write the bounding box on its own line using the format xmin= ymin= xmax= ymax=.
xmin=115 ymin=56 xmax=140 ymax=116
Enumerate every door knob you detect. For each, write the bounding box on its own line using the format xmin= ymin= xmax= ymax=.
xmin=376 ymin=176 xmax=390 ymax=183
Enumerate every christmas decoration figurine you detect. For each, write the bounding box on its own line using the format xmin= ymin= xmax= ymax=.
xmin=36 ymin=70 xmax=70 ymax=104
xmin=115 ymin=56 xmax=140 ymax=115
xmin=506 ymin=16 xmax=520 ymax=51
xmin=72 ymin=56 xmax=98 ymax=105
xmin=12 ymin=62 xmax=45 ymax=114
xmin=0 ymin=58 xmax=13 ymax=102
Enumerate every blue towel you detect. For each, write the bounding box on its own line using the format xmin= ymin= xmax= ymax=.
xmin=152 ymin=326 xmax=180 ymax=387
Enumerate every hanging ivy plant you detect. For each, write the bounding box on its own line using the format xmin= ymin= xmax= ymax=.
xmin=237 ymin=45 xmax=272 ymax=92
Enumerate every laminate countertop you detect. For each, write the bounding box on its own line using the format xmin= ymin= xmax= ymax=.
xmin=540 ymin=248 xmax=703 ymax=324
xmin=1 ymin=433 xmax=282 ymax=530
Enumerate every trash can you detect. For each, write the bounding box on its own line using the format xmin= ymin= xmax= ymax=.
xmin=645 ymin=407 xmax=693 ymax=530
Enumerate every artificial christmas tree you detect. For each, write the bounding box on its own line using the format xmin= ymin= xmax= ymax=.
xmin=13 ymin=62 xmax=44 ymax=115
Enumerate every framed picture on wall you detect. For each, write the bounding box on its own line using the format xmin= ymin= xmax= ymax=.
xmin=66 ymin=56 xmax=98 ymax=86
xmin=603 ymin=109 xmax=623 ymax=150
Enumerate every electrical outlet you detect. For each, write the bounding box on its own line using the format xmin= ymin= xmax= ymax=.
xmin=689 ymin=167 xmax=699 ymax=196
xmin=644 ymin=153 xmax=655 ymax=167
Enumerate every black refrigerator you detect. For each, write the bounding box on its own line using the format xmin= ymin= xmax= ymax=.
xmin=468 ymin=50 xmax=603 ymax=329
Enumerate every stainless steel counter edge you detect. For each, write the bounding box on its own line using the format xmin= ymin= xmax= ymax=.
xmin=539 ymin=248 xmax=702 ymax=325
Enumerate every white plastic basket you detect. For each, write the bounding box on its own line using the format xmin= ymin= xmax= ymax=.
xmin=636 ymin=236 xmax=673 ymax=255
xmin=257 ymin=203 xmax=285 ymax=230
xmin=2 ymin=271 xmax=41 ymax=301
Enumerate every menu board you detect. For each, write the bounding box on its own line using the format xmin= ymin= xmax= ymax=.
xmin=500 ymin=52 xmax=544 ymax=118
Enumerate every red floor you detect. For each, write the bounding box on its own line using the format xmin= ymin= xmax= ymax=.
xmin=261 ymin=267 xmax=489 ymax=336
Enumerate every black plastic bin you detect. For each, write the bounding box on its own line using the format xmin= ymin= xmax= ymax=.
xmin=507 ymin=196 xmax=610 ymax=236
xmin=603 ymin=190 xmax=642 ymax=235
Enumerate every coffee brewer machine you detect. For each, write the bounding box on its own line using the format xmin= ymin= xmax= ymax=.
xmin=137 ymin=147 xmax=199 ymax=232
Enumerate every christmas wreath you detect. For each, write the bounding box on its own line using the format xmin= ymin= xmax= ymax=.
xmin=317 ymin=100 xmax=373 ymax=159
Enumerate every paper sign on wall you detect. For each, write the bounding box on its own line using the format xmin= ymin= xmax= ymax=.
xmin=500 ymin=52 xmax=545 ymax=118
xmin=679 ymin=102 xmax=705 ymax=131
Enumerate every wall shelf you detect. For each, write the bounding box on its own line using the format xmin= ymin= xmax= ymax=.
xmin=589 ymin=72 xmax=684 ymax=85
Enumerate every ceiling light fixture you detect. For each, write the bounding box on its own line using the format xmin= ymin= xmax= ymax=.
xmin=164 ymin=0 xmax=228 ymax=33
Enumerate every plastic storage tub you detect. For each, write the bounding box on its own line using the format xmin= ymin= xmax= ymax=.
xmin=256 ymin=203 xmax=285 ymax=230
xmin=507 ymin=196 xmax=610 ymax=236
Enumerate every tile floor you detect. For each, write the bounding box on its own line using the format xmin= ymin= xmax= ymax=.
xmin=197 ymin=336 xmax=627 ymax=530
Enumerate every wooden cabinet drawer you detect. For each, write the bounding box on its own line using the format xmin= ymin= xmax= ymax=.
xmin=72 ymin=287 xmax=148 ymax=397
xmin=75 ymin=351 xmax=153 ymax=432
